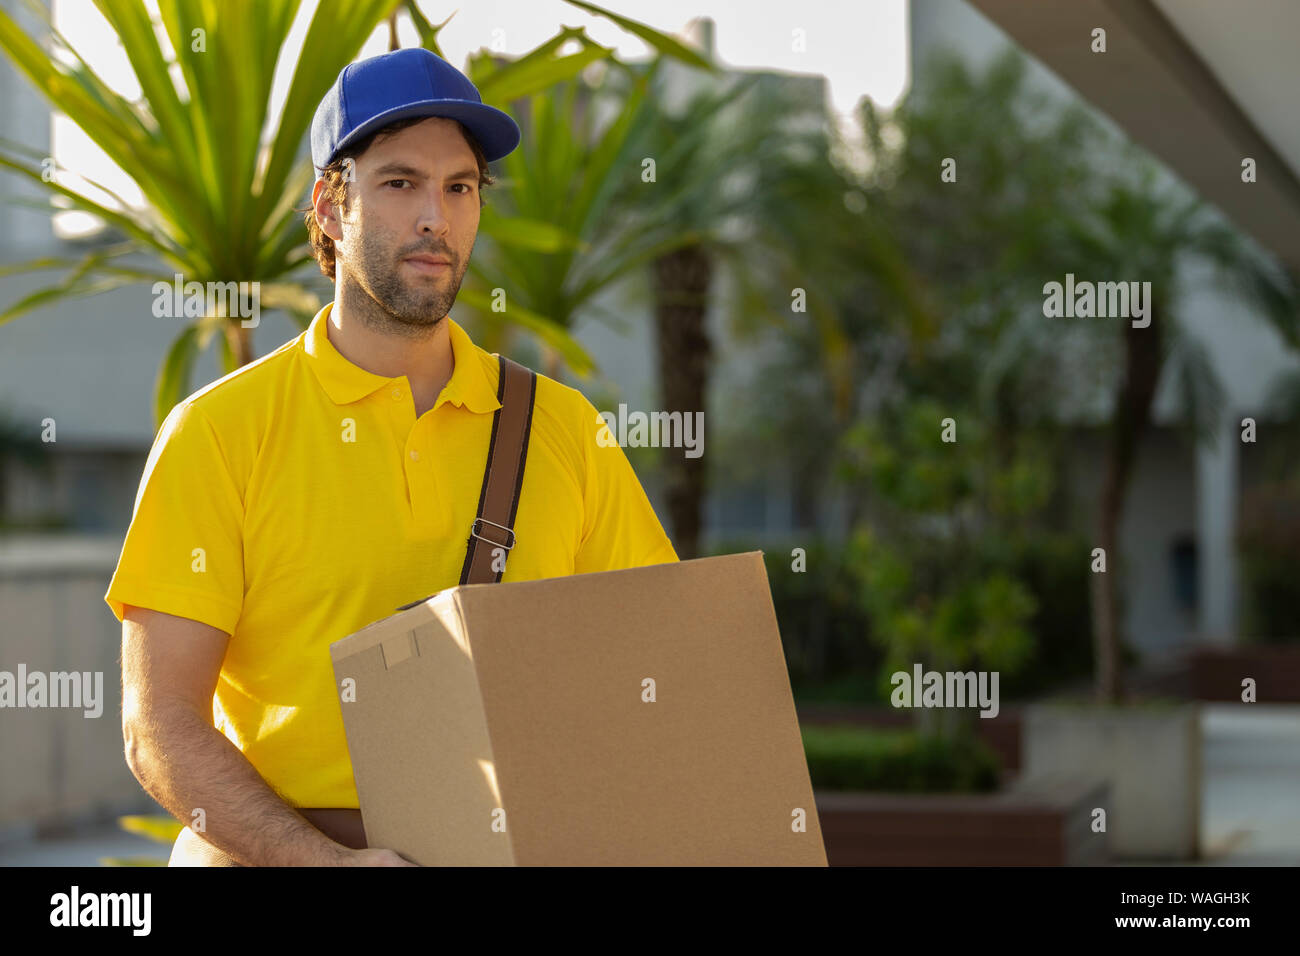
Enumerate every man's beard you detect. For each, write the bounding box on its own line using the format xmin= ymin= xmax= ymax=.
xmin=350 ymin=229 xmax=467 ymax=334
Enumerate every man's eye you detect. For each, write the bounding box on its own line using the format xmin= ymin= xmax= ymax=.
xmin=386 ymin=179 xmax=411 ymax=189
xmin=451 ymin=183 xmax=473 ymax=193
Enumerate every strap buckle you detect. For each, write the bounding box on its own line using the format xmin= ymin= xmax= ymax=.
xmin=470 ymin=516 xmax=516 ymax=551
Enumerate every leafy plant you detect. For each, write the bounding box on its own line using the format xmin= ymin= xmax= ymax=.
xmin=835 ymin=397 xmax=1043 ymax=740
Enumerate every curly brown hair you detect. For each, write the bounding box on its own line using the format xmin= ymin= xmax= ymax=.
xmin=303 ymin=116 xmax=496 ymax=280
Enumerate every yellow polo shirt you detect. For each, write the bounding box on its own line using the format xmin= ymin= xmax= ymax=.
xmin=106 ymin=302 xmax=678 ymax=807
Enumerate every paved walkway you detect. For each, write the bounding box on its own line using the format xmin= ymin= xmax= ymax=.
xmin=1198 ymin=704 xmax=1300 ymax=865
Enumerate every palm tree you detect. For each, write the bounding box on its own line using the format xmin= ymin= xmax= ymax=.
xmin=0 ymin=0 xmax=711 ymax=427
xmin=453 ymin=57 xmax=692 ymax=380
xmin=0 ymin=0 xmax=399 ymax=425
xmin=604 ymin=61 xmax=932 ymax=557
xmin=1061 ymin=163 xmax=1300 ymax=702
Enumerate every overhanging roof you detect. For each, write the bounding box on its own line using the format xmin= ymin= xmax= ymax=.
xmin=967 ymin=0 xmax=1300 ymax=271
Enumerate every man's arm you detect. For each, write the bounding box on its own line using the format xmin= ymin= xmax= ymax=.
xmin=121 ymin=606 xmax=411 ymax=866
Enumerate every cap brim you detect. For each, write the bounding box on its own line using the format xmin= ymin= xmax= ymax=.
xmin=321 ymin=99 xmax=521 ymax=169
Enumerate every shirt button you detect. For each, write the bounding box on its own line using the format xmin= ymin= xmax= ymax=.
xmin=409 ymin=450 xmax=420 ymax=462
xmin=391 ymin=388 xmax=403 ymax=400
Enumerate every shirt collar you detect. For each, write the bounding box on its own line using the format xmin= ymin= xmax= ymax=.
xmin=301 ymin=302 xmax=502 ymax=414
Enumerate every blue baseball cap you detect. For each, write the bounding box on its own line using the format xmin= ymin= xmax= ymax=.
xmin=310 ymin=48 xmax=521 ymax=171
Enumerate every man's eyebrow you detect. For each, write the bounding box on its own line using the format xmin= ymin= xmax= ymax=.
xmin=371 ymin=163 xmax=424 ymax=178
xmin=369 ymin=163 xmax=479 ymax=182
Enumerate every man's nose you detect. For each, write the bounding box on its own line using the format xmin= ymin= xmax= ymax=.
xmin=415 ymin=190 xmax=452 ymax=236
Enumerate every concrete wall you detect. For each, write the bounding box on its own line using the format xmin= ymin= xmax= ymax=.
xmin=1023 ymin=703 xmax=1201 ymax=859
xmin=0 ymin=536 xmax=153 ymax=836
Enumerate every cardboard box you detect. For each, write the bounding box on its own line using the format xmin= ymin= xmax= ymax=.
xmin=329 ymin=551 xmax=827 ymax=866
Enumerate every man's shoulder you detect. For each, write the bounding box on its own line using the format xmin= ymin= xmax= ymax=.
xmin=534 ymin=368 xmax=597 ymax=416
xmin=165 ymin=331 xmax=306 ymax=432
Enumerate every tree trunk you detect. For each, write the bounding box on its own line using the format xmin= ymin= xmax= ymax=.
xmin=227 ymin=322 xmax=254 ymax=367
xmin=1091 ymin=306 xmax=1164 ymax=703
xmin=651 ymin=244 xmax=713 ymax=559
xmin=543 ymin=346 xmax=562 ymax=382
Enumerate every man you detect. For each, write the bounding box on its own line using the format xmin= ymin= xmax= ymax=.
xmin=106 ymin=48 xmax=678 ymax=867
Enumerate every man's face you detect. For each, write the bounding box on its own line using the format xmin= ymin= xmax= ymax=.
xmin=329 ymin=117 xmax=480 ymax=328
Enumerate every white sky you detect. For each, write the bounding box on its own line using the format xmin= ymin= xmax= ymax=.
xmin=49 ymin=0 xmax=909 ymax=235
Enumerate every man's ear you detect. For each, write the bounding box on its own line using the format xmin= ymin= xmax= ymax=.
xmin=312 ymin=178 xmax=345 ymax=243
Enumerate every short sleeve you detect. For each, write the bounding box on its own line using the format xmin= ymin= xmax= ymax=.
xmin=574 ymin=397 xmax=679 ymax=575
xmin=104 ymin=401 xmax=245 ymax=634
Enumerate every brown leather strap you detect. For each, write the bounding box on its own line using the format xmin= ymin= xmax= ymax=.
xmin=299 ymin=807 xmax=366 ymax=850
xmin=459 ymin=354 xmax=536 ymax=585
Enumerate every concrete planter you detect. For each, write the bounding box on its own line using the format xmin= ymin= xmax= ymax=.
xmin=1022 ymin=702 xmax=1201 ymax=860
xmin=1190 ymin=645 xmax=1300 ymax=702
xmin=814 ymin=774 xmax=1107 ymax=866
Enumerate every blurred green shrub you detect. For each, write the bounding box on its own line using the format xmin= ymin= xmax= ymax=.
xmin=838 ymin=408 xmax=1042 ymax=731
xmin=714 ymin=531 xmax=1098 ymax=703
xmin=990 ymin=531 xmax=1097 ymax=697
xmin=803 ymin=724 xmax=1000 ymax=793
xmin=710 ymin=538 xmax=882 ymax=701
